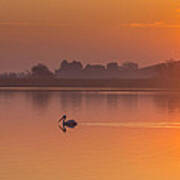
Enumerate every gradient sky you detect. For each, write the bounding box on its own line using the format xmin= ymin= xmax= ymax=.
xmin=0 ymin=0 xmax=180 ymax=72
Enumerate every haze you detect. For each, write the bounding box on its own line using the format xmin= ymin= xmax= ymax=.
xmin=0 ymin=0 xmax=180 ymax=72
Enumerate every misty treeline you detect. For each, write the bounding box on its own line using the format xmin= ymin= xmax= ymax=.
xmin=0 ymin=60 xmax=138 ymax=79
xmin=0 ymin=59 xmax=180 ymax=80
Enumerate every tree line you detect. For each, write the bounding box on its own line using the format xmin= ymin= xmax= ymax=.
xmin=0 ymin=59 xmax=180 ymax=80
xmin=0 ymin=60 xmax=139 ymax=79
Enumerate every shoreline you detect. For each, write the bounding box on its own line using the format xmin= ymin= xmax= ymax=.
xmin=0 ymin=86 xmax=179 ymax=92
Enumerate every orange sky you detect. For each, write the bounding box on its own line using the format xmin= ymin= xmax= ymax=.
xmin=0 ymin=0 xmax=180 ymax=72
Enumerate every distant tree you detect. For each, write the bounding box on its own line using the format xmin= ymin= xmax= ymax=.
xmin=60 ymin=59 xmax=69 ymax=70
xmin=107 ymin=62 xmax=119 ymax=72
xmin=121 ymin=62 xmax=138 ymax=71
xmin=84 ymin=64 xmax=106 ymax=73
xmin=1 ymin=73 xmax=17 ymax=79
xmin=55 ymin=60 xmax=83 ymax=78
xmin=56 ymin=60 xmax=83 ymax=72
xmin=71 ymin=61 xmax=83 ymax=72
xmin=31 ymin=63 xmax=53 ymax=77
xmin=164 ymin=59 xmax=178 ymax=78
xmin=60 ymin=60 xmax=83 ymax=71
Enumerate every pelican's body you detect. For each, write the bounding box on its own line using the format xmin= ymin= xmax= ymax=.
xmin=63 ymin=119 xmax=77 ymax=128
xmin=58 ymin=115 xmax=77 ymax=132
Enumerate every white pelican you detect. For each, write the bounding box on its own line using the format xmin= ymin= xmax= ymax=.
xmin=58 ymin=115 xmax=77 ymax=132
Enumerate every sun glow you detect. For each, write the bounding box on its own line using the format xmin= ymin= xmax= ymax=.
xmin=0 ymin=0 xmax=179 ymax=71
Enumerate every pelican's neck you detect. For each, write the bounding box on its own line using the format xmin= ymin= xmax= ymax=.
xmin=62 ymin=119 xmax=65 ymax=126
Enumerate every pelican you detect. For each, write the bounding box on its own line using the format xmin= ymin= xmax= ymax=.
xmin=58 ymin=115 xmax=77 ymax=132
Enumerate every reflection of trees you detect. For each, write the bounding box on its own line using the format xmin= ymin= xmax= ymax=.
xmin=26 ymin=91 xmax=52 ymax=109
xmin=106 ymin=94 xmax=118 ymax=107
xmin=84 ymin=93 xmax=106 ymax=107
xmin=0 ymin=91 xmax=15 ymax=99
xmin=106 ymin=93 xmax=138 ymax=108
xmin=118 ymin=94 xmax=138 ymax=108
xmin=153 ymin=94 xmax=180 ymax=113
xmin=59 ymin=92 xmax=82 ymax=109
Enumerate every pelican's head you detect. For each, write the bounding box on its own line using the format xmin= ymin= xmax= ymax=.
xmin=58 ymin=114 xmax=66 ymax=123
xmin=63 ymin=115 xmax=66 ymax=119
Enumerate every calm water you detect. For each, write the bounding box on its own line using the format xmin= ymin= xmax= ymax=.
xmin=1 ymin=90 xmax=180 ymax=180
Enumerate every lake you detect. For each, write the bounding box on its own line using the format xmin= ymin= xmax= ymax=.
xmin=1 ymin=90 xmax=180 ymax=180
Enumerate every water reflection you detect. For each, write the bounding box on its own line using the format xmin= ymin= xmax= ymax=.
xmin=0 ymin=91 xmax=15 ymax=98
xmin=59 ymin=92 xmax=83 ymax=108
xmin=1 ymin=90 xmax=180 ymax=116
xmin=106 ymin=94 xmax=118 ymax=107
xmin=106 ymin=93 xmax=138 ymax=109
xmin=25 ymin=91 xmax=53 ymax=110
xmin=0 ymin=91 xmax=17 ymax=105
xmin=153 ymin=93 xmax=180 ymax=113
xmin=84 ymin=93 xmax=106 ymax=106
xmin=2 ymin=90 xmax=180 ymax=180
xmin=2 ymin=90 xmax=180 ymax=119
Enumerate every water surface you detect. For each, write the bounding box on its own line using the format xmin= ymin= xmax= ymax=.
xmin=1 ymin=90 xmax=180 ymax=180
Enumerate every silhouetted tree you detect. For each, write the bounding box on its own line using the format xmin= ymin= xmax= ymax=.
xmin=31 ymin=63 xmax=53 ymax=77
xmin=60 ymin=59 xmax=69 ymax=70
xmin=83 ymin=64 xmax=106 ymax=78
xmin=71 ymin=61 xmax=83 ymax=72
xmin=107 ymin=62 xmax=119 ymax=72
xmin=121 ymin=62 xmax=138 ymax=71
xmin=55 ymin=60 xmax=83 ymax=78
xmin=84 ymin=64 xmax=106 ymax=73
xmin=59 ymin=60 xmax=83 ymax=72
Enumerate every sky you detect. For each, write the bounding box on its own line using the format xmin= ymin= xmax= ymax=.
xmin=0 ymin=0 xmax=180 ymax=72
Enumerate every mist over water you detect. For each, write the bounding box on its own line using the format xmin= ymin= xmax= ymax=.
xmin=1 ymin=90 xmax=180 ymax=180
